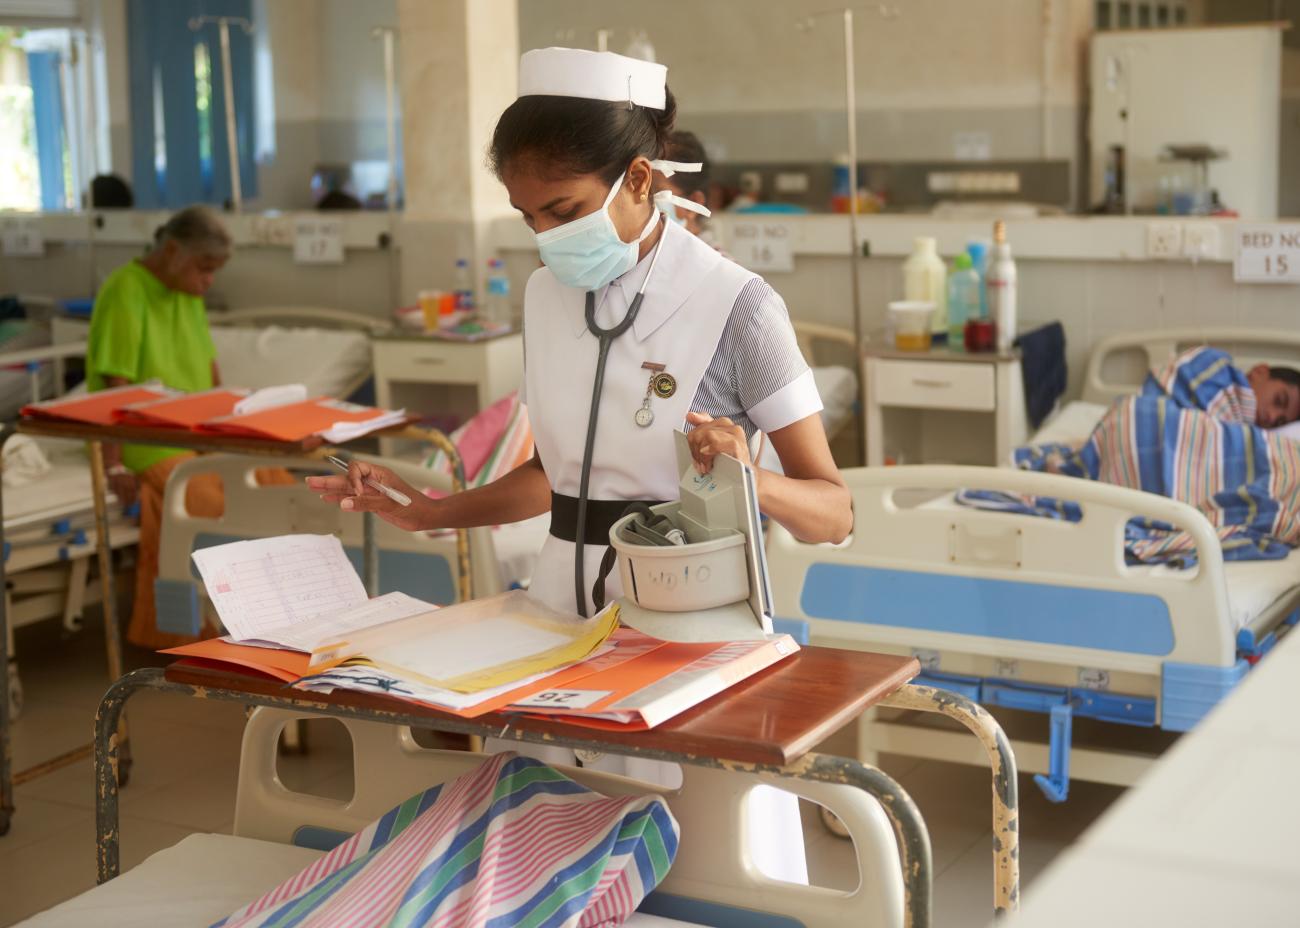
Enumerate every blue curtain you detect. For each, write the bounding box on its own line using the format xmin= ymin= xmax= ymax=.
xmin=27 ymin=51 xmax=67 ymax=211
xmin=127 ymin=0 xmax=257 ymax=208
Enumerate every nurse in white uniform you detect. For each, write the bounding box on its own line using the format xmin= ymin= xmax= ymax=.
xmin=309 ymin=48 xmax=853 ymax=885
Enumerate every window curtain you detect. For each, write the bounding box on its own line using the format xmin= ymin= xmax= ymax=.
xmin=27 ymin=50 xmax=67 ymax=211
xmin=127 ymin=0 xmax=257 ymax=208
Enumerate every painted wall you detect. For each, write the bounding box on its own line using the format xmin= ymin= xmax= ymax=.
xmin=517 ymin=0 xmax=1091 ymax=175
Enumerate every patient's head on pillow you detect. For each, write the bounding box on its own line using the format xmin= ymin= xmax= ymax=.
xmin=1247 ymin=364 xmax=1300 ymax=428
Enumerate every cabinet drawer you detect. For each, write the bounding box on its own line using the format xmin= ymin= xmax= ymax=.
xmin=373 ymin=340 xmax=483 ymax=384
xmin=871 ymin=359 xmax=995 ymax=411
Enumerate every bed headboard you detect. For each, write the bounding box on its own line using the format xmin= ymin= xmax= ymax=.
xmin=209 ymin=306 xmax=391 ymax=334
xmin=1082 ymin=327 xmax=1300 ymax=405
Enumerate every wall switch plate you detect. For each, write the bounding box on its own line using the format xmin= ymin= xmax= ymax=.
xmin=774 ymin=171 xmax=809 ymax=194
xmin=1146 ymin=221 xmax=1182 ymax=259
xmin=1182 ymin=221 xmax=1222 ymax=260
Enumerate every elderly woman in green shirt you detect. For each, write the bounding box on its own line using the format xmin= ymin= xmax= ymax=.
xmin=87 ymin=207 xmax=285 ymax=648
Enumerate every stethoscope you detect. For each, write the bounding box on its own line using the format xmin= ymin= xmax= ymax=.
xmin=571 ymin=218 xmax=669 ymax=617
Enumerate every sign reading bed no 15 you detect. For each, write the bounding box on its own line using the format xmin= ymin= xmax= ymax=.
xmin=1234 ymin=225 xmax=1300 ymax=284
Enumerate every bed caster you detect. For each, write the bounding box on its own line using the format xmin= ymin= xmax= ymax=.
xmin=6 ymin=661 xmax=22 ymax=721
xmin=62 ymin=613 xmax=84 ymax=635
xmin=0 ymin=808 xmax=11 ymax=836
xmin=819 ymin=804 xmax=851 ymax=840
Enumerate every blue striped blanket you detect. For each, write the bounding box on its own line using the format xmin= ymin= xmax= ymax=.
xmin=958 ymin=348 xmax=1300 ymax=566
xmin=213 ymin=752 xmax=679 ymax=928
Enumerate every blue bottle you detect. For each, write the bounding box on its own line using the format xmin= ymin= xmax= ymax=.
xmin=947 ymin=253 xmax=981 ymax=350
xmin=966 ymin=241 xmax=989 ymax=320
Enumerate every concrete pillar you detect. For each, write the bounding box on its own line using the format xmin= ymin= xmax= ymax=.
xmin=396 ymin=0 xmax=518 ymax=303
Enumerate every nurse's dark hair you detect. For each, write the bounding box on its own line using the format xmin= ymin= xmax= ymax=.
xmin=489 ymin=88 xmax=677 ymax=183
xmin=152 ymin=205 xmax=232 ymax=258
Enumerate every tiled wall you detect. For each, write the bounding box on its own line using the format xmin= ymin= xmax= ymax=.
xmin=760 ymin=256 xmax=1298 ymax=401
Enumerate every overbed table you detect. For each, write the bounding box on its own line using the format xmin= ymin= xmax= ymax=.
xmin=93 ymin=647 xmax=1020 ymax=927
xmin=0 ymin=418 xmax=467 ymax=839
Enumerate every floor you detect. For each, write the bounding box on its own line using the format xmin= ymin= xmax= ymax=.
xmin=0 ymin=610 xmax=1126 ymax=927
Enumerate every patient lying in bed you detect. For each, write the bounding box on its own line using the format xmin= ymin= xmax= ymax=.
xmin=963 ymin=347 xmax=1300 ymax=565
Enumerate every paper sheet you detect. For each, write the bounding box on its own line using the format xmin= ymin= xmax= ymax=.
xmin=233 ymin=383 xmax=308 ymax=416
xmin=191 ymin=534 xmax=368 ymax=642
xmin=319 ymin=408 xmax=407 ymax=443
xmin=309 ymin=590 xmax=619 ymax=693
xmin=254 ymin=591 xmax=437 ymax=653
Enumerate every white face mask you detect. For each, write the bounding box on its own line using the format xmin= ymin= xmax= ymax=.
xmin=532 ymin=160 xmax=713 ymax=291
xmin=533 ymin=170 xmax=659 ymax=292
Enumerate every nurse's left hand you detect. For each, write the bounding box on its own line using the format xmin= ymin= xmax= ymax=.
xmin=685 ymin=411 xmax=751 ymax=474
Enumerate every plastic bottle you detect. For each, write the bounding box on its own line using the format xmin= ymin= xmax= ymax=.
xmin=902 ymin=237 xmax=948 ymax=341
xmin=946 ymin=254 xmax=980 ymax=350
xmin=986 ymin=220 xmax=1018 ymax=352
xmin=965 ymin=241 xmax=989 ymax=320
xmin=483 ymin=259 xmax=511 ymax=327
xmin=831 ymin=154 xmax=852 ymax=213
xmin=454 ymin=258 xmax=474 ymax=311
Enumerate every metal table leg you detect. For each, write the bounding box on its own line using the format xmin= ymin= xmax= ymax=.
xmin=0 ymin=426 xmax=13 ymax=835
xmin=880 ymin=683 xmax=1020 ymax=915
xmin=87 ymin=441 xmax=131 ymax=786
xmin=362 ymin=511 xmax=379 ymax=597
xmin=93 ymin=668 xmax=935 ymax=928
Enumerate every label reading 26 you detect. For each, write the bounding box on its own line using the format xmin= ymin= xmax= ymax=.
xmin=513 ymin=689 xmax=611 ymax=710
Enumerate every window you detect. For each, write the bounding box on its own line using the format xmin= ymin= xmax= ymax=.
xmin=0 ymin=26 xmax=77 ymax=210
xmin=1096 ymin=0 xmax=1193 ymax=30
xmin=127 ymin=0 xmax=257 ymax=208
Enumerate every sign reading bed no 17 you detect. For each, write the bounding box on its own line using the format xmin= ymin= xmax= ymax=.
xmin=1234 ymin=225 xmax=1300 ymax=284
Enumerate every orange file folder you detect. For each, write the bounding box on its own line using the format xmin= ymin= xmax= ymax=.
xmin=114 ymin=388 xmax=248 ymax=429
xmin=21 ymin=384 xmax=175 ymax=426
xmin=197 ymin=398 xmax=399 ymax=442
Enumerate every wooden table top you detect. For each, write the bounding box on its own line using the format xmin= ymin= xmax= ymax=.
xmin=15 ymin=417 xmax=417 ymax=455
xmin=165 ymin=646 xmax=919 ymax=767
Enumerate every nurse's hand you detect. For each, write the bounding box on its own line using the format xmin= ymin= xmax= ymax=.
xmin=685 ymin=411 xmax=752 ymax=474
xmin=305 ymin=462 xmax=431 ymax=533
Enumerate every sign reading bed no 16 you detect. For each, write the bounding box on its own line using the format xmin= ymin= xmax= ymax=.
xmin=1234 ymin=225 xmax=1300 ymax=283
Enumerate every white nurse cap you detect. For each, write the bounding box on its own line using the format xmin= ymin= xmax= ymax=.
xmin=518 ymin=47 xmax=668 ymax=110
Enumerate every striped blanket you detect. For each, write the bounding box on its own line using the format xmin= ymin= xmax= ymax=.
xmin=213 ymin=752 xmax=678 ymax=928
xmin=958 ymin=348 xmax=1300 ymax=566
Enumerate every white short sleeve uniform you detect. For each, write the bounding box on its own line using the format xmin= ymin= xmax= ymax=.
xmin=504 ymin=218 xmax=822 ymax=884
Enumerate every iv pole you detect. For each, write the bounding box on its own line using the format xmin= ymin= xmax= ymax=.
xmin=189 ymin=15 xmax=254 ymax=212
xmin=372 ymin=26 xmax=401 ymax=315
xmin=797 ymin=5 xmax=898 ymax=463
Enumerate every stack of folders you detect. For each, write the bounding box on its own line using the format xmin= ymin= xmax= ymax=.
xmin=165 ymin=534 xmax=798 ymax=730
xmin=21 ymin=382 xmax=406 ymax=443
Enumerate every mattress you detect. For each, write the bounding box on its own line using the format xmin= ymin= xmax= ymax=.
xmin=211 ymin=325 xmax=372 ymax=400
xmin=1029 ymin=400 xmax=1110 ymax=447
xmin=921 ymin=494 xmax=1300 ymax=630
xmin=493 ymin=512 xmax=550 ymax=587
xmin=3 ymin=438 xmax=114 ymax=529
xmin=16 ymin=833 xmax=705 ymax=927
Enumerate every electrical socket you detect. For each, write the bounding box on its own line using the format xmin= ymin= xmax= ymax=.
xmin=1182 ymin=222 xmax=1222 ymax=261
xmin=1146 ymin=221 xmax=1182 ymax=259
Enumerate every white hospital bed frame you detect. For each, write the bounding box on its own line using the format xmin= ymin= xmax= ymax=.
xmin=770 ymin=327 xmax=1300 ymax=800
xmin=153 ymin=453 xmax=502 ymax=640
xmin=2 ymin=341 xmax=139 ymax=719
xmin=56 ymin=699 xmax=911 ymax=928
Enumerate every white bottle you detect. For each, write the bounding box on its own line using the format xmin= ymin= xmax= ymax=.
xmin=902 ymin=237 xmax=948 ymax=339
xmin=986 ymin=220 xmax=1017 ymax=352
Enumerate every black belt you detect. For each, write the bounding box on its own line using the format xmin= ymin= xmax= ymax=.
xmin=549 ymin=493 xmax=664 ymax=545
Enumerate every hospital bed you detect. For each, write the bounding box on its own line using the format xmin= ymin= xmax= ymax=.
xmin=153 ymin=452 xmax=502 ymax=639
xmin=20 ymin=699 xmax=908 ymax=927
xmin=769 ymin=327 xmax=1300 ymax=800
xmin=793 ymin=320 xmax=859 ymax=443
xmin=3 ymin=306 xmax=385 ymax=716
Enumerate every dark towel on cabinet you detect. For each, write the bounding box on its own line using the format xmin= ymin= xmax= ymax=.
xmin=1015 ymin=322 xmax=1067 ymax=430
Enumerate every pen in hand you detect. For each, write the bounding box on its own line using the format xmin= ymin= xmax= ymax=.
xmin=326 ymin=455 xmax=412 ymax=508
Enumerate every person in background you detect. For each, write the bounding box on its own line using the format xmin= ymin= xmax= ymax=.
xmin=652 ymin=130 xmax=710 ymax=236
xmin=86 ymin=206 xmax=289 ymax=649
xmin=90 ymin=173 xmax=133 ymax=209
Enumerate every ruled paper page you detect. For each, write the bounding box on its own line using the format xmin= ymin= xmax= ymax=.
xmin=192 ymin=534 xmax=368 ymax=642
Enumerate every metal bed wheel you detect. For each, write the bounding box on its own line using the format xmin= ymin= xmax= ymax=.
xmin=6 ymin=661 xmax=21 ymax=721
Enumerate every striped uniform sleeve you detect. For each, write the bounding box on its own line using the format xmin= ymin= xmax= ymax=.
xmin=724 ymin=278 xmax=822 ymax=434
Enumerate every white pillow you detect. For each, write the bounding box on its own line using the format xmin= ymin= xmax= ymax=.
xmin=212 ymin=325 xmax=371 ymax=399
xmin=1274 ymin=420 xmax=1300 ymax=443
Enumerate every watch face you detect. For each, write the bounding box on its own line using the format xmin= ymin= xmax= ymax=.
xmin=634 ymin=407 xmax=655 ymax=428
